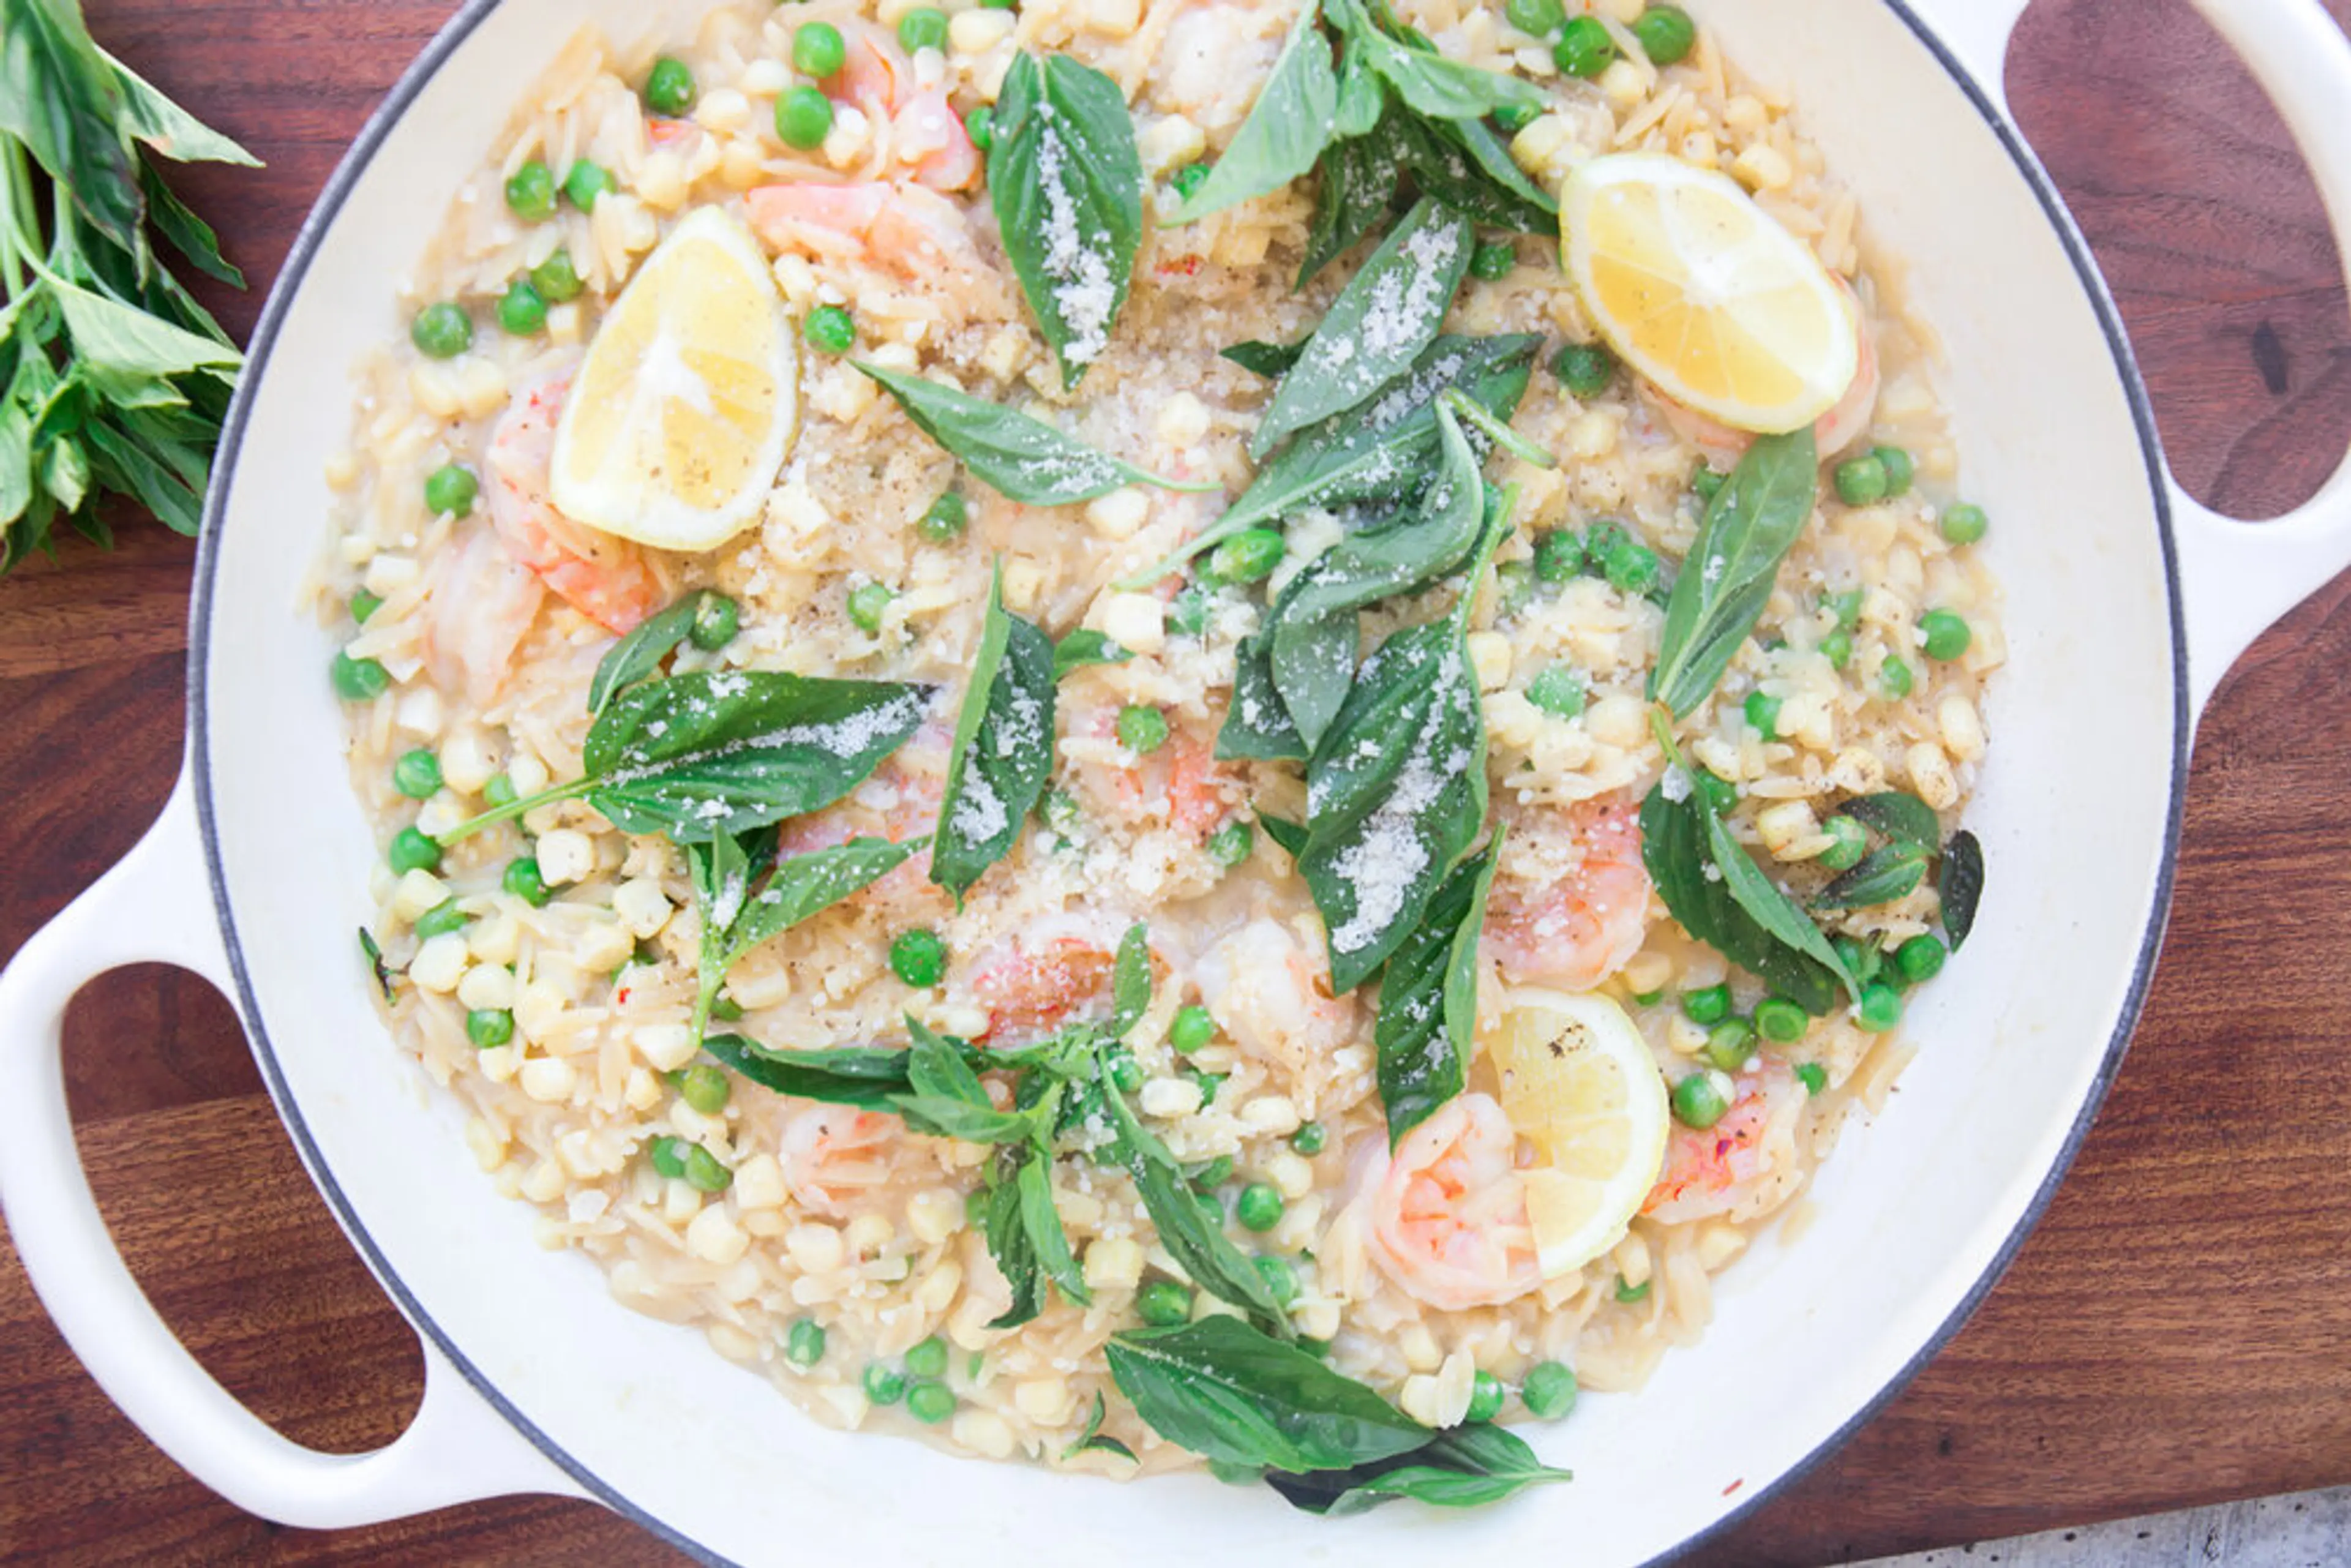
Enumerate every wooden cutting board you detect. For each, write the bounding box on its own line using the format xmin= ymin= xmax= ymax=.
xmin=2 ymin=1 xmax=2347 ymax=1561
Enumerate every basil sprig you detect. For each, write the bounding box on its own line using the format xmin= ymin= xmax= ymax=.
xmin=989 ymin=51 xmax=1143 ymax=387
xmin=440 ymin=670 xmax=934 ymax=848
xmin=1649 ymin=428 xmax=1819 ymax=718
xmin=931 ymin=565 xmax=1057 ymax=901
xmin=857 ymin=361 xmax=1205 ymax=506
xmin=586 ymin=589 xmax=730 ymax=717
xmin=1168 ymin=0 xmax=1339 ymax=223
xmin=686 ymin=828 xmax=916 ymax=1037
xmin=1106 ymin=1318 xmax=1569 ymax=1512
xmin=1373 ymin=828 xmax=1501 ymax=1141
xmin=1251 ymin=197 xmax=1474 ymax=459
xmin=1810 ymin=791 xmax=1987 ymax=947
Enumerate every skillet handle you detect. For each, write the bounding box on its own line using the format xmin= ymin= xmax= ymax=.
xmin=1915 ymin=0 xmax=2351 ymax=718
xmin=0 ymin=774 xmax=585 ymax=1526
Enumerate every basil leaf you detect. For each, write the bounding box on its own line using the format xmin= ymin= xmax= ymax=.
xmin=932 ymin=568 xmax=1058 ymax=901
xmin=1169 ymin=0 xmax=1338 ymax=223
xmin=587 ymin=591 xmax=705 ymax=717
xmin=1106 ymin=1318 xmax=1428 ymax=1472
xmin=138 ymin=160 xmax=243 ymax=287
xmin=1650 ymin=428 xmax=1819 ymax=718
xmin=1813 ymin=842 xmax=1929 ymax=910
xmin=990 ymin=51 xmax=1143 ymax=386
xmin=1264 ymin=1424 xmax=1569 ymax=1514
xmin=1393 ymin=113 xmax=1556 ymax=234
xmin=1333 ymin=36 xmax=1385 ymax=137
xmin=1053 ymin=629 xmax=1132 ymax=677
xmin=100 ymin=48 xmax=259 ymax=165
xmin=1218 ymin=610 xmax=1311 ymax=762
xmin=686 ymin=825 xmax=765 ymax=1032
xmin=1333 ymin=0 xmax=1542 ymax=122
xmin=51 ymin=275 xmax=240 ymax=379
xmin=358 ymin=928 xmax=395 ymax=1000
xmin=1101 ymin=1070 xmax=1294 ymax=1332
xmin=1374 ymin=830 xmax=1500 ymax=1142
xmin=1221 ymin=339 xmax=1307 ymax=378
xmin=1064 ymin=1392 xmax=1138 ymax=1461
xmin=1700 ymin=800 xmax=1862 ymax=1002
xmin=0 ymin=0 xmax=143 ymax=252
xmin=1018 ymin=1152 xmax=1090 ymax=1304
xmin=857 ymin=361 xmax=1202 ymax=505
xmin=1258 ymin=814 xmax=1310 ymax=857
xmin=583 ymin=670 xmax=933 ymax=843
xmin=1299 ymin=618 xmax=1487 ymax=993
xmin=1298 ymin=118 xmax=1404 ymax=288
xmin=1939 ymin=829 xmax=1984 ymax=951
xmin=1251 ymin=197 xmax=1474 ymax=459
xmin=1639 ymin=779 xmax=1845 ymax=1015
xmin=983 ymin=1168 xmax=1046 ymax=1329
xmin=1840 ymin=790 xmax=1941 ymax=852
xmin=891 ymin=1016 xmax=1028 ymax=1142
xmin=703 ymin=1034 xmax=918 ymax=1107
xmin=1106 ymin=921 xmax=1152 ymax=1037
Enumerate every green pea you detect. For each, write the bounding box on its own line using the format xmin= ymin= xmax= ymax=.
xmin=1671 ymin=1072 xmax=1727 ymax=1129
xmin=1880 ymin=655 xmax=1914 ymax=700
xmin=1692 ymin=464 xmax=1727 ymax=504
xmin=1505 ymin=0 xmax=1565 ymax=35
xmin=388 ymin=826 xmax=441 ymax=875
xmin=847 ymin=580 xmax=894 ymax=632
xmin=1136 ymin=1278 xmax=1194 ymax=1327
xmin=497 ymin=278 xmax=547 ymax=336
xmin=1205 ymin=820 xmax=1253 ymax=867
xmin=1494 ymin=100 xmax=1540 ymax=133
xmin=776 ymin=84 xmax=834 ymax=148
xmin=1496 ymin=559 xmax=1538 ymax=616
xmin=1117 ymin=704 xmax=1169 ymax=754
xmin=530 ymin=249 xmax=584 ymax=304
xmin=1920 ymin=609 xmax=1971 ymax=662
xmin=1167 ymin=584 xmax=1210 ymax=638
xmin=1895 ymin=932 xmax=1947 ymax=984
xmin=1253 ymin=1253 xmax=1301 ymax=1307
xmin=1873 ymin=445 xmax=1915 ymax=498
xmin=1631 ymin=988 xmax=1663 ymax=1007
xmin=1703 ymin=1018 xmax=1755 ymax=1073
xmin=1630 ymin=4 xmax=1696 ymax=64
xmin=503 ymin=857 xmax=552 ymax=907
xmin=465 ymin=1008 xmax=515 ymax=1049
xmin=965 ymin=104 xmax=994 ymax=151
xmin=1235 ymin=1182 xmax=1284 ymax=1232
xmin=1520 ymin=1360 xmax=1578 ymax=1419
xmin=1603 ymin=539 xmax=1660 ymax=596
xmin=392 ymin=748 xmax=443 ymax=799
xmin=785 ymin=1318 xmax=827 ymax=1367
xmin=1820 ymin=629 xmax=1853 ymax=670
xmin=1465 ymin=1368 xmax=1506 ymax=1423
xmin=685 ymin=592 xmax=738 ymax=651
xmin=1614 ymin=1275 xmax=1651 ymax=1303
xmin=890 ymin=929 xmax=948 ymax=988
xmin=350 ymin=589 xmax=383 ymax=625
xmin=644 ymin=56 xmax=696 ymax=116
xmin=863 ymin=1362 xmax=906 ymax=1405
xmin=1835 ymin=453 xmax=1890 ymax=507
xmin=684 ymin=1143 xmax=733 ymax=1193
xmin=1553 ymin=15 xmax=1616 ymax=76
xmin=1818 ymin=814 xmax=1867 ymax=872
xmin=898 ymin=7 xmax=948 ymax=51
xmin=504 ymin=160 xmax=558 ymax=222
xmin=563 ymin=159 xmax=614 ymax=210
xmin=1471 ymin=239 xmax=1516 ymax=281
xmin=793 ymin=20 xmax=847 ymax=76
xmin=1190 ymin=1155 xmax=1234 ymax=1190
xmin=980 ymin=0 xmax=1018 ymax=9
xmin=1526 ymin=664 xmax=1587 ymax=719
xmin=1172 ymin=162 xmax=1211 ymax=200
xmin=902 ymin=1335 xmax=949 ymax=1379
xmin=1681 ymin=983 xmax=1731 ymax=1026
xmin=484 ymin=774 xmax=519 ymax=808
xmin=414 ymin=899 xmax=469 ymax=939
xmin=1941 ymin=502 xmax=1989 ymax=546
xmin=1206 ymin=527 xmax=1284 ymax=584
xmin=906 ymin=1381 xmax=956 ymax=1424
xmin=1744 ymin=690 xmax=1781 ymax=740
xmin=1108 ymin=1051 xmax=1145 ymax=1095
xmin=1290 ymin=1120 xmax=1327 ymax=1156
xmin=649 ymin=1136 xmax=689 ymax=1179
xmin=1857 ymin=981 xmax=1903 ymax=1033
xmin=1171 ymin=1003 xmax=1216 ymax=1053
xmin=1795 ymin=1061 xmax=1828 ymax=1096
xmin=804 ymin=302 xmax=856 ymax=354
xmin=918 ymin=490 xmax=968 ymax=543
xmin=423 ymin=462 xmax=478 ymax=516
xmin=1551 ymin=341 xmax=1614 ymax=399
xmin=1754 ymin=996 xmax=1809 ymax=1043
xmin=679 ymin=1063 xmax=731 ymax=1114
xmin=410 ymin=302 xmax=471 ymax=359
xmin=1828 ymin=587 xmax=1864 ymax=631
xmin=1696 ymin=770 xmax=1737 ymax=812
xmin=1834 ymin=935 xmax=1882 ymax=987
xmin=1533 ymin=528 xmax=1585 ymax=582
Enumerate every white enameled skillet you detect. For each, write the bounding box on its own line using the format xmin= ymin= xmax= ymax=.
xmin=4 ymin=1 xmax=2349 ymax=1562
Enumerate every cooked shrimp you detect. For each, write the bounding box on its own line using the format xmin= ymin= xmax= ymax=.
xmin=773 ymin=717 xmax=952 ymax=911
xmin=1363 ymin=1093 xmax=1541 ymax=1311
xmin=1649 ymin=282 xmax=1882 ymax=468
xmin=779 ymin=1104 xmax=900 ymax=1215
xmin=1483 ymin=797 xmax=1652 ymax=992
xmin=484 ymin=373 xmax=666 ymax=632
xmin=424 ymin=524 xmax=546 ymax=709
xmin=970 ymin=920 xmax=1120 ymax=1043
xmin=836 ymin=22 xmax=981 ymax=192
xmin=1067 ymin=713 xmax=1238 ymax=846
xmin=745 ymin=181 xmax=980 ymax=274
xmin=1193 ymin=917 xmax=1359 ymax=1082
xmin=1642 ymin=1060 xmax=1806 ymax=1226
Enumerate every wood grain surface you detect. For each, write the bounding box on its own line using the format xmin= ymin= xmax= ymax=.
xmin=3 ymin=1 xmax=2348 ymax=1562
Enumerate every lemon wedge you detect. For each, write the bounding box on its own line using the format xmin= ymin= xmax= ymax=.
xmin=549 ymin=207 xmax=797 ymax=552
xmin=1562 ymin=151 xmax=1859 ymax=436
xmin=1486 ymin=987 xmax=1670 ymax=1278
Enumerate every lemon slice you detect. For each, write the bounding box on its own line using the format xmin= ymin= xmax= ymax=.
xmin=1485 ymin=988 xmax=1670 ymax=1278
xmin=1561 ymin=151 xmax=1859 ymax=436
xmin=549 ymin=207 xmax=797 ymax=552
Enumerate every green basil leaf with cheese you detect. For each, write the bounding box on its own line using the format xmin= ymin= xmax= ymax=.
xmin=1106 ymin=1317 xmax=1427 ymax=1473
xmin=1297 ymin=114 xmax=1405 ymax=287
xmin=1650 ymin=427 xmax=1818 ymax=718
xmin=1169 ymin=0 xmax=1338 ymax=223
xmin=587 ymin=590 xmax=708 ymax=718
xmin=1373 ymin=829 xmax=1500 ymax=1142
xmin=857 ymin=361 xmax=1207 ymax=505
xmin=932 ymin=566 xmax=1058 ymax=901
